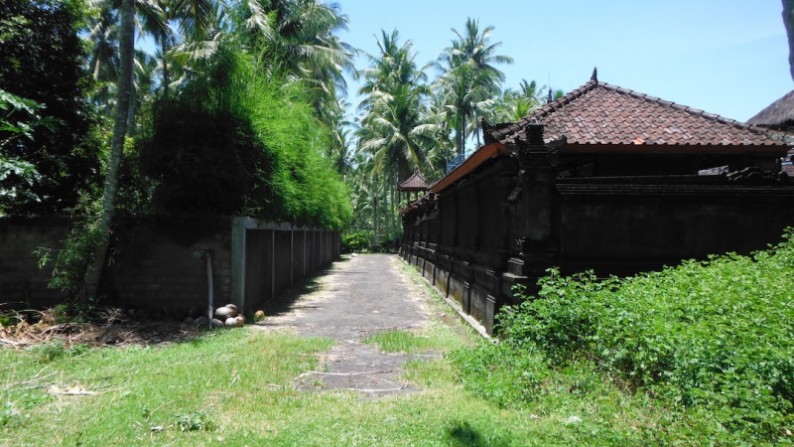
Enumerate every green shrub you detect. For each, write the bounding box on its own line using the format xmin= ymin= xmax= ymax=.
xmin=496 ymin=230 xmax=794 ymax=443
xmin=341 ymin=231 xmax=369 ymax=253
xmin=173 ymin=411 xmax=214 ymax=432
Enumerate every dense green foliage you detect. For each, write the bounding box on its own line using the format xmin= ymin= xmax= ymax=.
xmin=340 ymin=230 xmax=370 ymax=253
xmin=0 ymin=0 xmax=99 ymax=215
xmin=454 ymin=232 xmax=794 ymax=445
xmin=138 ymin=49 xmax=350 ymax=228
xmin=0 ymin=0 xmax=558 ymax=295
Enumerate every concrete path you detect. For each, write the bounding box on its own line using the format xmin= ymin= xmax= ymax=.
xmin=255 ymin=254 xmax=438 ymax=395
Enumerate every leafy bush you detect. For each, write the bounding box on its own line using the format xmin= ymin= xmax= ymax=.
xmin=173 ymin=411 xmax=214 ymax=432
xmin=341 ymin=231 xmax=369 ymax=253
xmin=494 ymin=230 xmax=794 ymax=443
xmin=0 ymin=0 xmax=100 ymax=215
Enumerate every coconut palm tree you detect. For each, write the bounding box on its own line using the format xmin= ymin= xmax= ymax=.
xmin=86 ymin=0 xmax=137 ymax=298
xmin=357 ymin=30 xmax=440 ymax=183
xmin=232 ymin=0 xmax=355 ymax=124
xmin=353 ymin=30 xmax=448 ymax=246
xmin=151 ymin=0 xmax=217 ymax=98
xmin=437 ymin=18 xmax=512 ymax=155
xmin=358 ymin=86 xmax=437 ymax=182
xmin=490 ymin=79 xmax=545 ymax=122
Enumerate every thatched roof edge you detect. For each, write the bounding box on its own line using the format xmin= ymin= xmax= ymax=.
xmin=748 ymin=90 xmax=794 ymax=127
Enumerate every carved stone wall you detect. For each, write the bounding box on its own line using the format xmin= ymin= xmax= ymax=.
xmin=401 ymin=128 xmax=794 ymax=334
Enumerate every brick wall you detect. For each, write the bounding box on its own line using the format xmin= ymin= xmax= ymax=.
xmin=401 ymin=144 xmax=794 ymax=334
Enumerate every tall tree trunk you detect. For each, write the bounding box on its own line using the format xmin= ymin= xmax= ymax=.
xmin=474 ymin=116 xmax=482 ymax=147
xmin=161 ymin=39 xmax=170 ymax=99
xmin=127 ymin=87 xmax=137 ymax=136
xmin=456 ymin=119 xmax=465 ymax=156
xmin=87 ymin=0 xmax=135 ymax=298
xmin=390 ymin=175 xmax=397 ymax=239
xmin=373 ymin=194 xmax=379 ymax=248
xmin=783 ymin=0 xmax=794 ymax=82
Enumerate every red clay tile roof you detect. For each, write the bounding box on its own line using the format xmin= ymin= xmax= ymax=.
xmin=398 ymin=171 xmax=429 ymax=191
xmin=489 ymin=79 xmax=789 ymax=150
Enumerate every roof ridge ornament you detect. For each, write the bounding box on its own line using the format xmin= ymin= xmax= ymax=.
xmin=481 ymin=118 xmax=497 ymax=144
xmin=591 ymin=66 xmax=598 ymax=84
xmin=524 ymin=119 xmax=544 ymax=145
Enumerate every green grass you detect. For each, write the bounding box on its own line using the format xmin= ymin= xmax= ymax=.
xmin=364 ymin=329 xmax=440 ymax=353
xmin=1 ymin=330 xmax=332 ymax=446
xmin=6 ymin=244 xmax=789 ymax=446
xmin=1 ymin=320 xmax=667 ymax=446
xmin=364 ymin=323 xmax=469 ymax=354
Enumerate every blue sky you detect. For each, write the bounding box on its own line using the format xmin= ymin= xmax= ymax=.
xmin=336 ymin=0 xmax=791 ymax=123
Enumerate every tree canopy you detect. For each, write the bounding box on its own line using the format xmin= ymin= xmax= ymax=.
xmin=0 ymin=0 xmax=99 ymax=215
xmin=0 ymin=1 xmax=560 ymax=266
xmin=348 ymin=19 xmax=555 ymax=249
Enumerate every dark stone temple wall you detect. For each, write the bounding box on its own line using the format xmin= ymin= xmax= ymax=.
xmin=401 ymin=133 xmax=794 ymax=334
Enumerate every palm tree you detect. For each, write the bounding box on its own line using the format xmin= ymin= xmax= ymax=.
xmin=357 ymin=30 xmax=439 ymax=183
xmin=88 ymin=0 xmax=137 ymax=297
xmin=86 ymin=5 xmax=120 ymax=113
xmin=152 ymin=0 xmax=216 ymax=98
xmin=358 ymin=86 xmax=437 ymax=182
xmin=353 ymin=30 xmax=446 ymax=246
xmin=437 ymin=18 xmax=512 ymax=155
xmin=89 ymin=0 xmax=212 ymax=297
xmin=491 ymin=79 xmax=545 ymax=122
xmin=233 ymin=0 xmax=355 ymax=124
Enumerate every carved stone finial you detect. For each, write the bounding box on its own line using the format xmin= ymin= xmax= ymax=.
xmin=515 ymin=237 xmax=528 ymax=256
xmin=524 ymin=119 xmax=545 ymax=146
xmin=482 ymin=118 xmax=496 ymax=144
xmin=591 ymin=66 xmax=598 ymax=83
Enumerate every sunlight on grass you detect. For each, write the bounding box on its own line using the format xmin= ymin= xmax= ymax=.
xmin=364 ymin=330 xmax=433 ymax=353
xmin=1 ymin=330 xmax=332 ymax=446
xmin=1 ymin=321 xmax=663 ymax=446
xmin=363 ymin=322 xmax=467 ymax=354
xmin=0 ymin=255 xmax=720 ymax=447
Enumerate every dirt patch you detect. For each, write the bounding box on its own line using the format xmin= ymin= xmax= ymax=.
xmin=0 ymin=307 xmax=203 ymax=348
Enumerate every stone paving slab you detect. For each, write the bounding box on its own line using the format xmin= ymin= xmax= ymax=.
xmin=255 ymin=254 xmax=437 ymax=395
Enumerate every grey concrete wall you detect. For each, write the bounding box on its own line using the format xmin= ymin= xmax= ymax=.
xmin=231 ymin=219 xmax=340 ymax=313
xmin=0 ymin=217 xmax=71 ymax=307
xmin=1 ymin=216 xmax=340 ymax=316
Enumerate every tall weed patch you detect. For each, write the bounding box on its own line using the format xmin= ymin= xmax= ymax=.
xmin=138 ymin=47 xmax=351 ymax=228
xmin=460 ymin=231 xmax=794 ymax=444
